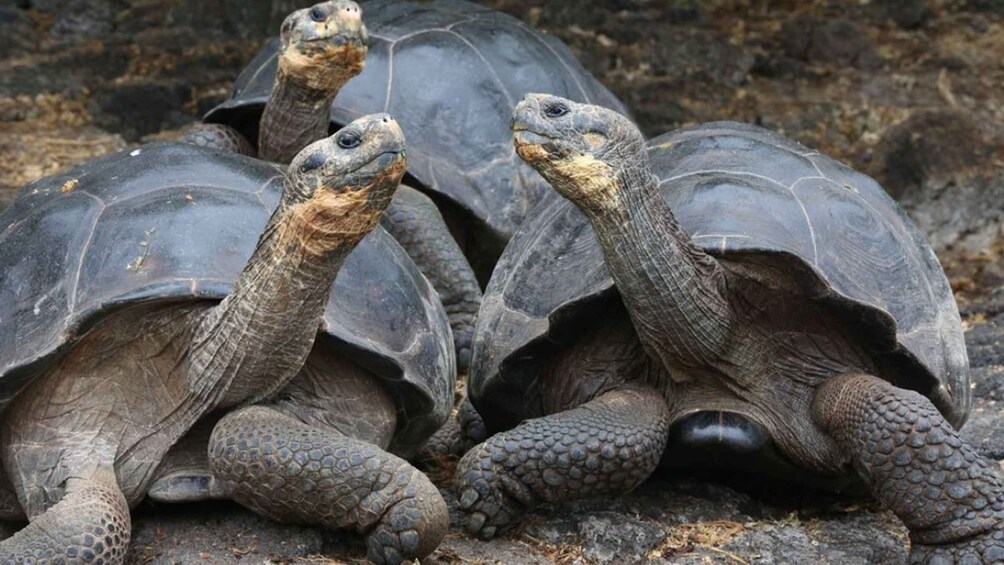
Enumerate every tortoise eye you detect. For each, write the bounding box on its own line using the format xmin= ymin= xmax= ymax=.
xmin=309 ymin=7 xmax=326 ymax=22
xmin=337 ymin=132 xmax=362 ymax=149
xmin=543 ymin=103 xmax=569 ymax=118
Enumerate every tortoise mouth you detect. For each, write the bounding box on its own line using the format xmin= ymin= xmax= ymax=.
xmin=513 ymin=129 xmax=557 ymax=148
xmin=307 ymin=34 xmax=367 ymax=49
xmin=351 ymin=149 xmax=405 ymax=174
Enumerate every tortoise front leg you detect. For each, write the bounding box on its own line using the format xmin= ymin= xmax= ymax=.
xmin=208 ymin=405 xmax=448 ymax=565
xmin=813 ymin=373 xmax=1004 ymax=563
xmin=0 ymin=472 xmax=130 ymax=563
xmin=454 ymin=387 xmax=670 ymax=539
xmin=380 ymin=185 xmax=482 ymax=369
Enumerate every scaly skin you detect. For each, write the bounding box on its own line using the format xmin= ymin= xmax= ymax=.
xmin=0 ymin=476 xmax=130 ymax=564
xmin=209 ymin=406 xmax=448 ymax=565
xmin=458 ymin=396 xmax=488 ymax=448
xmin=420 ymin=413 xmax=464 ymax=462
xmin=814 ymin=373 xmax=1004 ymax=564
xmin=180 ymin=123 xmax=257 ymax=157
xmin=381 ymin=186 xmax=482 ymax=369
xmin=455 ymin=387 xmax=670 ymax=539
xmin=419 ymin=397 xmax=487 ymax=461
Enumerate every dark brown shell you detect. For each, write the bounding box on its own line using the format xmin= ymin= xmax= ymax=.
xmin=0 ymin=142 xmax=454 ymax=457
xmin=471 ymin=122 xmax=969 ymax=432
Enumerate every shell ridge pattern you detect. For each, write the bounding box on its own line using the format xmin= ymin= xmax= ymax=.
xmin=669 ymin=161 xmax=936 ymax=319
xmin=797 ymin=152 xmax=941 ymax=322
xmin=445 ymin=26 xmax=515 ymax=106
xmin=444 ymin=16 xmax=480 ymax=31
xmin=692 ymin=233 xmax=754 ymax=255
xmin=67 ymin=204 xmax=106 ymax=312
xmin=802 ymin=152 xmax=826 ymax=173
xmin=497 ymin=197 xmax=582 ymax=316
xmin=254 ymin=175 xmax=283 ymax=208
xmin=803 ymin=175 xmax=938 ymax=307
xmin=787 ymin=183 xmax=819 ymax=266
xmin=656 ymin=168 xmax=821 ymax=265
xmin=666 ymin=126 xmax=950 ymax=370
xmin=369 ymin=28 xmax=450 ymax=45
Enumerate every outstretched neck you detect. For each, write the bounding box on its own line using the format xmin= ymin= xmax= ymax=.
xmin=258 ymin=69 xmax=340 ymax=164
xmin=187 ymin=189 xmax=359 ymax=408
xmin=585 ymin=169 xmax=733 ymax=372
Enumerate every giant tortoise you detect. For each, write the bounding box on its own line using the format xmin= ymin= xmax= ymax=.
xmin=455 ymin=95 xmax=1004 ymax=563
xmin=0 ymin=115 xmax=453 ymax=564
xmin=188 ymin=0 xmax=482 ymax=366
xmin=203 ymin=0 xmax=629 ymax=280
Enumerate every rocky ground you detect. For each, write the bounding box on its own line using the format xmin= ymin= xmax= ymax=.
xmin=0 ymin=0 xmax=1002 ymax=563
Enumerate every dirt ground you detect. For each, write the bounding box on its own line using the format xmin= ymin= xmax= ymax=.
xmin=0 ymin=0 xmax=1003 ymax=563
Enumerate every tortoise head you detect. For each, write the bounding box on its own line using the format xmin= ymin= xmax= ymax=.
xmin=278 ymin=0 xmax=369 ymax=92
xmin=284 ymin=113 xmax=406 ymax=252
xmin=513 ymin=94 xmax=646 ymax=215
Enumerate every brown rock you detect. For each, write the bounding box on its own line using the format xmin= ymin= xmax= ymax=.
xmin=780 ymin=15 xmax=882 ymax=69
xmin=875 ymin=109 xmax=989 ymax=199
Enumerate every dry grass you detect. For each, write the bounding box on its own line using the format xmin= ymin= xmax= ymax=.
xmin=647 ymin=520 xmax=748 ymax=564
xmin=0 ymin=93 xmax=125 ymax=188
xmin=517 ymin=532 xmax=585 ymax=564
xmin=296 ymin=555 xmax=368 ymax=564
xmin=422 ymin=451 xmax=462 ymax=486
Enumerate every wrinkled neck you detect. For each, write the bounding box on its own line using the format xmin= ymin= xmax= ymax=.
xmin=258 ymin=69 xmax=341 ymax=164
xmin=584 ymin=170 xmax=733 ymax=371
xmin=188 ymin=189 xmax=361 ymax=408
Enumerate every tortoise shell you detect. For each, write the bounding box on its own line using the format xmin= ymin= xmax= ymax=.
xmin=204 ymin=0 xmax=628 ymax=249
xmin=471 ymin=121 xmax=969 ymax=433
xmin=0 ymin=142 xmax=454 ymax=457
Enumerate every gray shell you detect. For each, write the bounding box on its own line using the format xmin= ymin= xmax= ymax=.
xmin=471 ymin=121 xmax=969 ymax=432
xmin=0 ymin=142 xmax=454 ymax=457
xmin=204 ymin=0 xmax=628 ymax=247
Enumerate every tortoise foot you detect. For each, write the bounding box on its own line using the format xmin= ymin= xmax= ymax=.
xmin=455 ymin=445 xmax=532 ymax=539
xmin=815 ymin=374 xmax=1004 ymax=565
xmin=0 ymin=475 xmax=130 ymax=564
xmin=910 ymin=531 xmax=1004 ymax=564
xmin=454 ymin=387 xmax=670 ymax=540
xmin=365 ymin=490 xmax=448 ymax=565
xmin=210 ymin=406 xmax=448 ymax=564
